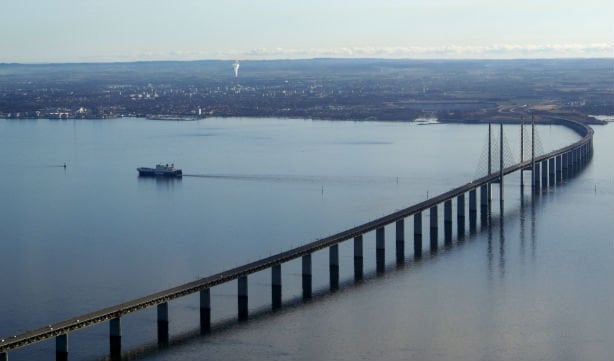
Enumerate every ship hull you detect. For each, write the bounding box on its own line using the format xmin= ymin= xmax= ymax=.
xmin=137 ymin=167 xmax=182 ymax=177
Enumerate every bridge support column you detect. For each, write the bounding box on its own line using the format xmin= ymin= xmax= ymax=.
xmin=200 ymin=289 xmax=211 ymax=334
xmin=376 ymin=227 xmax=385 ymax=273
xmin=469 ymin=189 xmax=477 ymax=233
xmin=541 ymin=159 xmax=548 ymax=188
xmin=562 ymin=153 xmax=569 ymax=180
xmin=56 ymin=334 xmax=68 ymax=361
xmin=354 ymin=235 xmax=363 ymax=281
xmin=329 ymin=245 xmax=339 ymax=290
xmin=480 ymin=185 xmax=488 ymax=227
xmin=548 ymin=158 xmax=555 ymax=186
xmin=396 ymin=219 xmax=405 ymax=265
xmin=302 ymin=254 xmax=312 ymax=299
xmin=570 ymin=150 xmax=576 ymax=175
xmin=556 ymin=155 xmax=562 ymax=184
xmin=457 ymin=194 xmax=465 ymax=239
xmin=414 ymin=212 xmax=422 ymax=258
xmin=109 ymin=317 xmax=121 ymax=358
xmin=238 ymin=276 xmax=248 ymax=321
xmin=272 ymin=264 xmax=282 ymax=309
xmin=444 ymin=200 xmax=452 ymax=244
xmin=157 ymin=302 xmax=169 ymax=345
xmin=429 ymin=206 xmax=438 ymax=252
xmin=533 ymin=163 xmax=541 ymax=192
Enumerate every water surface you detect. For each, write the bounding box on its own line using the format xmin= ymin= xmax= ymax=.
xmin=1 ymin=117 xmax=611 ymax=361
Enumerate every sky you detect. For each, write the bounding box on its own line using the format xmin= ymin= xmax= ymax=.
xmin=1 ymin=0 xmax=613 ymax=63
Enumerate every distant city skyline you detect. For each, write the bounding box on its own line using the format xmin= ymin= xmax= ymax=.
xmin=1 ymin=0 xmax=613 ymax=63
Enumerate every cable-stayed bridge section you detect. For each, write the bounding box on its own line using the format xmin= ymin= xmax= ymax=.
xmin=0 ymin=117 xmax=594 ymax=361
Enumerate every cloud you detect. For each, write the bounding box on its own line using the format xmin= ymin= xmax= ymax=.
xmin=214 ymin=43 xmax=614 ymax=60
xmin=13 ymin=43 xmax=612 ymax=63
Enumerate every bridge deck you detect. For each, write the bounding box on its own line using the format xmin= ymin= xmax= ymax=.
xmin=0 ymin=118 xmax=593 ymax=353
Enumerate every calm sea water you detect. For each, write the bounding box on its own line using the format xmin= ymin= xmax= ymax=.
xmin=0 ymin=117 xmax=612 ymax=361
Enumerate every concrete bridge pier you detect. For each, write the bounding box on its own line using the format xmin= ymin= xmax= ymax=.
xmin=577 ymin=148 xmax=582 ymax=170
xmin=354 ymin=235 xmax=364 ymax=281
xmin=376 ymin=227 xmax=385 ymax=273
xmin=200 ymin=289 xmax=211 ymax=334
xmin=109 ymin=317 xmax=121 ymax=358
xmin=395 ymin=219 xmax=405 ymax=265
xmin=480 ymin=184 xmax=488 ymax=227
xmin=533 ymin=163 xmax=541 ymax=192
xmin=414 ymin=212 xmax=422 ymax=258
xmin=329 ymin=245 xmax=339 ymax=290
xmin=548 ymin=158 xmax=555 ymax=186
xmin=541 ymin=159 xmax=548 ymax=189
xmin=429 ymin=206 xmax=438 ymax=252
xmin=272 ymin=265 xmax=282 ymax=309
xmin=444 ymin=200 xmax=453 ymax=244
xmin=457 ymin=194 xmax=465 ymax=239
xmin=238 ymin=276 xmax=248 ymax=321
xmin=302 ymin=254 xmax=312 ymax=299
xmin=157 ymin=302 xmax=169 ymax=345
xmin=556 ymin=155 xmax=562 ymax=183
xmin=562 ymin=153 xmax=569 ymax=180
xmin=469 ymin=189 xmax=477 ymax=233
xmin=56 ymin=334 xmax=68 ymax=361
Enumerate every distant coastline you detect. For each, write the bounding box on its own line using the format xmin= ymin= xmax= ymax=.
xmin=1 ymin=59 xmax=611 ymax=126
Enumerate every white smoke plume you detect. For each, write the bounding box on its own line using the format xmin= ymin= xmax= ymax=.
xmin=232 ymin=60 xmax=240 ymax=78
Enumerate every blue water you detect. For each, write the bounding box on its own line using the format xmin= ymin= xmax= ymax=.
xmin=0 ymin=117 xmax=612 ymax=361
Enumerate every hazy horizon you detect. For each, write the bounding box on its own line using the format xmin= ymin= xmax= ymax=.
xmin=2 ymin=55 xmax=613 ymax=66
xmin=2 ymin=0 xmax=612 ymax=63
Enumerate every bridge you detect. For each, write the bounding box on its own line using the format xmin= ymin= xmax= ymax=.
xmin=0 ymin=117 xmax=594 ymax=361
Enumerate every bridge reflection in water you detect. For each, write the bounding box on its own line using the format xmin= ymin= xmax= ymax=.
xmin=0 ymin=118 xmax=594 ymax=361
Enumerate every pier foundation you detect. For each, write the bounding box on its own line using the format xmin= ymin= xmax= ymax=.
xmin=376 ymin=227 xmax=385 ymax=273
xmin=457 ymin=194 xmax=465 ymax=239
xmin=329 ymin=245 xmax=339 ymax=290
xmin=272 ymin=264 xmax=282 ymax=309
xmin=469 ymin=189 xmax=477 ymax=233
xmin=238 ymin=276 xmax=248 ymax=321
xmin=548 ymin=157 xmax=556 ymax=187
xmin=354 ymin=235 xmax=364 ymax=281
xmin=414 ymin=212 xmax=422 ymax=258
xmin=157 ymin=302 xmax=169 ymax=345
xmin=302 ymin=254 xmax=312 ymax=299
xmin=533 ymin=163 xmax=541 ymax=192
xmin=200 ymin=289 xmax=211 ymax=334
xmin=541 ymin=159 xmax=548 ymax=188
xmin=109 ymin=317 xmax=121 ymax=358
xmin=562 ymin=152 xmax=568 ymax=179
xmin=556 ymin=155 xmax=562 ymax=183
xmin=444 ymin=200 xmax=452 ymax=244
xmin=480 ymin=184 xmax=488 ymax=227
xmin=429 ymin=206 xmax=438 ymax=251
xmin=396 ymin=219 xmax=405 ymax=265
xmin=56 ymin=334 xmax=68 ymax=361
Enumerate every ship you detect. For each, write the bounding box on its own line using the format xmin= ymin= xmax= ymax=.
xmin=137 ymin=163 xmax=182 ymax=177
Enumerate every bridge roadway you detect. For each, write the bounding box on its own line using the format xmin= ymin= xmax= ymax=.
xmin=0 ymin=118 xmax=594 ymax=355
